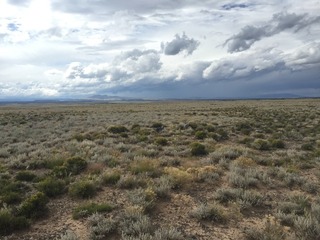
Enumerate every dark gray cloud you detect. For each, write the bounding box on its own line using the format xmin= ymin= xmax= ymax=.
xmin=221 ymin=3 xmax=251 ymax=10
xmin=225 ymin=12 xmax=320 ymax=53
xmin=51 ymin=0 xmax=212 ymax=14
xmin=161 ymin=33 xmax=200 ymax=56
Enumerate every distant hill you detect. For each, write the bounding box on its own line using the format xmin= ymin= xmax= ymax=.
xmin=252 ymin=93 xmax=303 ymax=99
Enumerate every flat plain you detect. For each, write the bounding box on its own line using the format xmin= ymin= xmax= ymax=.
xmin=0 ymin=99 xmax=319 ymax=240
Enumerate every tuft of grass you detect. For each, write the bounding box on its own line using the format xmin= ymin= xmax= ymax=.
xmin=37 ymin=177 xmax=66 ymax=197
xmin=294 ymin=215 xmax=320 ymax=240
xmin=245 ymin=216 xmax=286 ymax=240
xmin=72 ymin=202 xmax=113 ymax=219
xmin=15 ymin=171 xmax=37 ymax=182
xmin=102 ymin=169 xmax=121 ymax=185
xmin=214 ymin=188 xmax=263 ymax=209
xmin=108 ymin=125 xmax=129 ymax=134
xmin=163 ymin=167 xmax=193 ymax=188
xmin=69 ymin=180 xmax=97 ymax=199
xmin=127 ymin=188 xmax=156 ymax=213
xmin=195 ymin=131 xmax=207 ymax=140
xmin=119 ymin=207 xmax=154 ymax=237
xmin=155 ymin=137 xmax=168 ymax=146
xmin=152 ymin=175 xmax=173 ymax=199
xmin=190 ymin=203 xmax=227 ymax=223
xmin=251 ymin=139 xmax=270 ymax=151
xmin=88 ymin=213 xmax=118 ymax=239
xmin=117 ymin=175 xmax=146 ymax=189
xmin=18 ymin=192 xmax=49 ymax=219
xmin=130 ymin=159 xmax=161 ymax=177
xmin=0 ymin=209 xmax=29 ymax=236
xmin=190 ymin=142 xmax=207 ymax=156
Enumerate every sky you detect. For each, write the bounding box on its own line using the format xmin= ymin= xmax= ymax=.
xmin=0 ymin=0 xmax=319 ymax=100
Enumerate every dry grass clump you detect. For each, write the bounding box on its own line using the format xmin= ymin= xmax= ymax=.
xmin=130 ymin=158 xmax=161 ymax=177
xmin=186 ymin=166 xmax=221 ymax=183
xmin=245 ymin=216 xmax=286 ymax=240
xmin=190 ymin=202 xmax=227 ymax=223
xmin=163 ymin=167 xmax=193 ymax=188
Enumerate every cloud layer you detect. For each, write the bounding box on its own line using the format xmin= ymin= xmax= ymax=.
xmin=225 ymin=12 xmax=320 ymax=53
xmin=0 ymin=0 xmax=319 ymax=99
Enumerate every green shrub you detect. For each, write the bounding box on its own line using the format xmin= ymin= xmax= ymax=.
xmin=155 ymin=138 xmax=168 ymax=146
xmin=190 ymin=203 xmax=227 ymax=222
xmin=37 ymin=177 xmax=66 ymax=197
xmin=102 ymin=170 xmax=121 ymax=185
xmin=108 ymin=125 xmax=128 ymax=134
xmin=15 ymin=171 xmax=37 ymax=182
xmin=214 ymin=188 xmax=242 ymax=204
xmin=191 ymin=143 xmax=207 ymax=156
xmin=18 ymin=192 xmax=49 ymax=219
xmin=0 ymin=209 xmax=29 ymax=236
xmin=72 ymin=202 xmax=113 ymax=219
xmin=69 ymin=180 xmax=97 ymax=199
xmin=251 ymin=139 xmax=270 ymax=151
xmin=236 ymin=122 xmax=252 ymax=135
xmin=52 ymin=166 xmax=69 ymax=178
xmin=301 ymin=143 xmax=314 ymax=151
xmin=117 ymin=175 xmax=146 ymax=189
xmin=195 ymin=131 xmax=207 ymax=140
xmin=64 ymin=156 xmax=87 ymax=175
xmin=1 ymin=192 xmax=22 ymax=205
xmin=130 ymin=159 xmax=161 ymax=177
xmin=270 ymin=139 xmax=285 ymax=149
xmin=44 ymin=158 xmax=65 ymax=169
xmin=151 ymin=122 xmax=164 ymax=132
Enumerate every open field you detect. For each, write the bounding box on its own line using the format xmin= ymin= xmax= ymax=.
xmin=0 ymin=99 xmax=320 ymax=240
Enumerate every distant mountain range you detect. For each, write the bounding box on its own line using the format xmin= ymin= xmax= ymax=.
xmin=0 ymin=93 xmax=316 ymax=104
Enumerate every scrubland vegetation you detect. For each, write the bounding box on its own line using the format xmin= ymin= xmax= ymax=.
xmin=0 ymin=99 xmax=319 ymax=239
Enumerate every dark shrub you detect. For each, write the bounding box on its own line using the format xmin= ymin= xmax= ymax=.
xmin=151 ymin=122 xmax=165 ymax=132
xmin=155 ymin=138 xmax=168 ymax=146
xmin=108 ymin=125 xmax=128 ymax=134
xmin=195 ymin=131 xmax=207 ymax=140
xmin=251 ymin=139 xmax=270 ymax=151
xmin=191 ymin=143 xmax=208 ymax=156
xmin=64 ymin=156 xmax=87 ymax=175
xmin=270 ymin=139 xmax=285 ymax=149
xmin=1 ymin=192 xmax=22 ymax=205
xmin=72 ymin=203 xmax=113 ymax=219
xmin=69 ymin=180 xmax=97 ymax=199
xmin=18 ymin=192 xmax=49 ymax=219
xmin=301 ymin=143 xmax=314 ymax=151
xmin=102 ymin=170 xmax=121 ymax=185
xmin=37 ymin=177 xmax=66 ymax=197
xmin=0 ymin=209 xmax=29 ymax=236
xmin=15 ymin=171 xmax=37 ymax=182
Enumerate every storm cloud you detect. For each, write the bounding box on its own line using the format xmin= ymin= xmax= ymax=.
xmin=225 ymin=12 xmax=320 ymax=53
xmin=0 ymin=0 xmax=319 ymax=99
xmin=161 ymin=33 xmax=200 ymax=56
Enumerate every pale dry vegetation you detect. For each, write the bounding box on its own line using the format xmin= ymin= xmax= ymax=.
xmin=0 ymin=99 xmax=319 ymax=239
